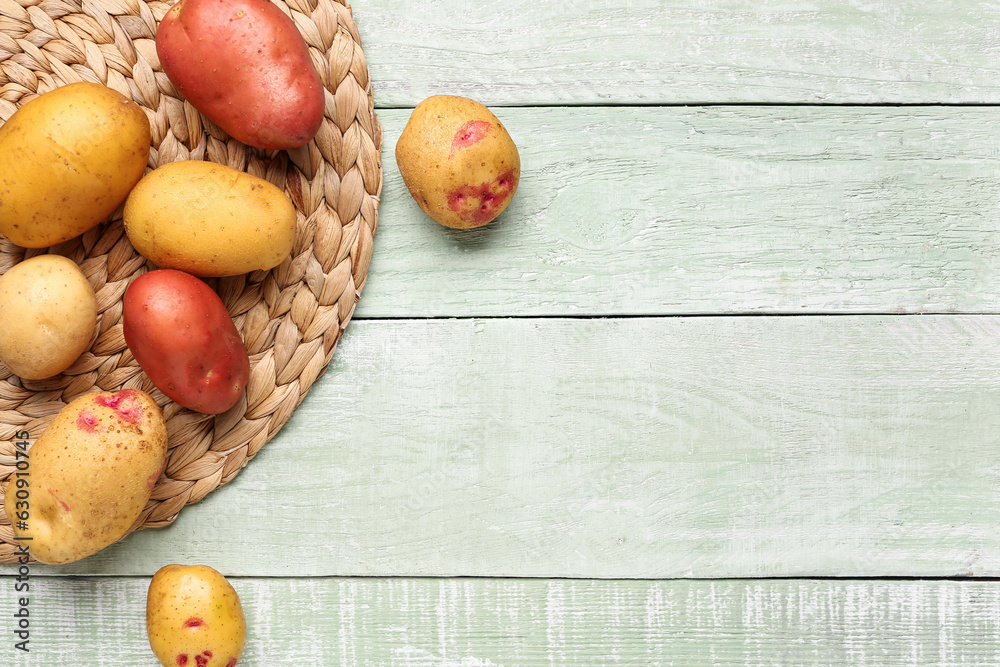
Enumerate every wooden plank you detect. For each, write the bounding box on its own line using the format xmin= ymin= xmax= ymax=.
xmin=358 ymin=106 xmax=1000 ymax=318
xmin=10 ymin=316 xmax=1000 ymax=578
xmin=356 ymin=0 xmax=1000 ymax=106
xmin=3 ymin=576 xmax=1000 ymax=665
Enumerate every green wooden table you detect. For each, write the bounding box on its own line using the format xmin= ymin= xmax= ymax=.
xmin=5 ymin=0 xmax=1000 ymax=663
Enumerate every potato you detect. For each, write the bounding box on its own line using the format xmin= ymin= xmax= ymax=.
xmin=123 ymin=269 xmax=250 ymax=415
xmin=0 ymin=82 xmax=151 ymax=248
xmin=0 ymin=255 xmax=97 ymax=379
xmin=4 ymin=389 xmax=168 ymax=564
xmin=395 ymin=95 xmax=520 ymax=229
xmin=124 ymin=161 xmax=296 ymax=277
xmin=147 ymin=564 xmax=246 ymax=667
xmin=156 ymin=0 xmax=324 ymax=150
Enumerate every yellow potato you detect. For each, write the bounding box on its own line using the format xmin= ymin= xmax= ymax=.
xmin=4 ymin=390 xmax=168 ymax=564
xmin=0 ymin=255 xmax=97 ymax=379
xmin=147 ymin=564 xmax=246 ymax=667
xmin=0 ymin=82 xmax=151 ymax=248
xmin=395 ymin=95 xmax=520 ymax=229
xmin=124 ymin=161 xmax=297 ymax=277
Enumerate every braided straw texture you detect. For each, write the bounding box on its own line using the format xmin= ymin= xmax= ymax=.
xmin=0 ymin=0 xmax=381 ymax=562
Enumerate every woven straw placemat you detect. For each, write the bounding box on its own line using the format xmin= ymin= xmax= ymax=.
xmin=0 ymin=0 xmax=381 ymax=562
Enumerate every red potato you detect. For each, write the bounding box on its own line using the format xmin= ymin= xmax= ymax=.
xmin=123 ymin=270 xmax=250 ymax=414
xmin=156 ymin=0 xmax=325 ymax=150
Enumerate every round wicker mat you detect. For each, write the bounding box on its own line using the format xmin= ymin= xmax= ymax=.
xmin=0 ymin=0 xmax=381 ymax=562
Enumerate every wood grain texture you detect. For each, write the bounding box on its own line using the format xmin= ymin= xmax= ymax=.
xmin=2 ymin=576 xmax=1000 ymax=665
xmin=354 ymin=0 xmax=1000 ymax=106
xmin=358 ymin=106 xmax=1000 ymax=318
xmin=5 ymin=316 xmax=998 ymax=578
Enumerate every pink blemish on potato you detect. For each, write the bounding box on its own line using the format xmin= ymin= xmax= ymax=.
xmin=183 ymin=617 xmax=206 ymax=629
xmin=177 ymin=655 xmax=188 ymax=666
xmin=95 ymin=391 xmax=127 ymax=408
xmin=47 ymin=488 xmax=70 ymax=512
xmin=76 ymin=410 xmax=99 ymax=433
xmin=447 ymin=169 xmax=518 ymax=224
xmin=227 ymin=659 xmax=237 ymax=667
xmin=95 ymin=390 xmax=143 ymax=423
xmin=450 ymin=120 xmax=490 ymax=156
xmin=195 ymin=652 xmax=212 ymax=667
xmin=148 ymin=464 xmax=165 ymax=492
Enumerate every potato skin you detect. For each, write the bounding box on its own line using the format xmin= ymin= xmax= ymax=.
xmin=395 ymin=95 xmax=520 ymax=229
xmin=0 ymin=82 xmax=151 ymax=248
xmin=3 ymin=390 xmax=168 ymax=564
xmin=124 ymin=161 xmax=297 ymax=277
xmin=156 ymin=0 xmax=324 ymax=150
xmin=123 ymin=270 xmax=250 ymax=415
xmin=147 ymin=564 xmax=246 ymax=667
xmin=0 ymin=255 xmax=97 ymax=379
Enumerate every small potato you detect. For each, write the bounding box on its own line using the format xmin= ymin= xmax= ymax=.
xmin=395 ymin=95 xmax=520 ymax=229
xmin=124 ymin=161 xmax=296 ymax=277
xmin=0 ymin=82 xmax=151 ymax=248
xmin=156 ymin=0 xmax=324 ymax=150
xmin=123 ymin=270 xmax=250 ymax=415
xmin=4 ymin=390 xmax=168 ymax=564
xmin=147 ymin=564 xmax=246 ymax=667
xmin=0 ymin=255 xmax=97 ymax=379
